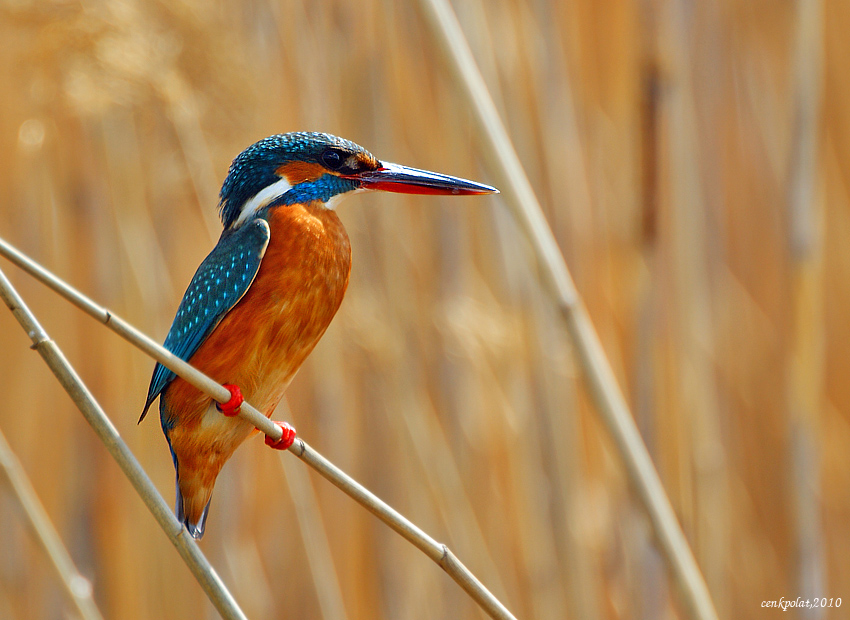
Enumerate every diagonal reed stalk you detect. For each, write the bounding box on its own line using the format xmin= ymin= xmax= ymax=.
xmin=0 ymin=236 xmax=516 ymax=620
xmin=0 ymin=425 xmax=104 ymax=620
xmin=0 ymin=265 xmax=248 ymax=620
xmin=414 ymin=1 xmax=719 ymax=619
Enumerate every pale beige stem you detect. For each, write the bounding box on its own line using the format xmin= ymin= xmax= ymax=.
xmin=414 ymin=1 xmax=719 ymax=619
xmin=0 ymin=236 xmax=516 ymax=620
xmin=0 ymin=265 xmax=247 ymax=620
xmin=0 ymin=425 xmax=104 ymax=620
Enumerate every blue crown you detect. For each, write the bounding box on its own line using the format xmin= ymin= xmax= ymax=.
xmin=219 ymin=132 xmax=375 ymax=229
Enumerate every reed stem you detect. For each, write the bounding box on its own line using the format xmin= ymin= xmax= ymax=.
xmin=0 ymin=264 xmax=248 ymax=620
xmin=415 ymin=1 xmax=719 ymax=618
xmin=0 ymin=236 xmax=516 ymax=620
xmin=0 ymin=425 xmax=104 ymax=620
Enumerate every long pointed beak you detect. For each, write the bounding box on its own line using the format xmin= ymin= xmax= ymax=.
xmin=351 ymin=162 xmax=498 ymax=196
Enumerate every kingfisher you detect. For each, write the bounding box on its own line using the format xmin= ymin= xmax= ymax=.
xmin=141 ymin=132 xmax=496 ymax=539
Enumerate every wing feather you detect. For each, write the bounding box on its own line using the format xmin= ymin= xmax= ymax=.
xmin=140 ymin=219 xmax=270 ymax=421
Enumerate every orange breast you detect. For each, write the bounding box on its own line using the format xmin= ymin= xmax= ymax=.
xmin=163 ymin=200 xmax=351 ymax=455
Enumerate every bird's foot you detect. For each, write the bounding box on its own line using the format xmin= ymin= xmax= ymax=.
xmin=265 ymin=421 xmax=296 ymax=451
xmin=216 ymin=384 xmax=244 ymax=417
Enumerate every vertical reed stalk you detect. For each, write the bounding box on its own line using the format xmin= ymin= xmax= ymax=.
xmin=0 ymin=425 xmax=104 ymax=620
xmin=414 ymin=1 xmax=719 ymax=618
xmin=787 ymin=0 xmax=826 ymax=611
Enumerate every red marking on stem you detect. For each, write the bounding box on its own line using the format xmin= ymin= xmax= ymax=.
xmin=216 ymin=384 xmax=243 ymax=417
xmin=265 ymin=421 xmax=296 ymax=450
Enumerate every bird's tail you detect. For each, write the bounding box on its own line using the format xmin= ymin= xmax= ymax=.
xmin=175 ymin=475 xmax=212 ymax=539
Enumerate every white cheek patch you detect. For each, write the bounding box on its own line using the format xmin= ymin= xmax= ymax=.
xmin=324 ymin=187 xmax=365 ymax=211
xmin=235 ymin=176 xmax=293 ymax=226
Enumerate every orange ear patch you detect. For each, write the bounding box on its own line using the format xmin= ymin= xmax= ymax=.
xmin=276 ymin=161 xmax=327 ymax=185
xmin=354 ymin=152 xmax=380 ymax=171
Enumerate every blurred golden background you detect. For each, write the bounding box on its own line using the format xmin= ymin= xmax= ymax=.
xmin=0 ymin=0 xmax=847 ymax=618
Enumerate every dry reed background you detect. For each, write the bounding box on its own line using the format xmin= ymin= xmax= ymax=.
xmin=0 ymin=0 xmax=847 ymax=618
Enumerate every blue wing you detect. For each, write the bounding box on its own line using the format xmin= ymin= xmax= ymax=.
xmin=140 ymin=218 xmax=271 ymax=421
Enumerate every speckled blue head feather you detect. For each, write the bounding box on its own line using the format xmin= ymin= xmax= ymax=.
xmin=218 ymin=132 xmax=378 ymax=229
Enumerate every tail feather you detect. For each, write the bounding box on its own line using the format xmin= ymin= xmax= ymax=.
xmin=174 ymin=474 xmax=212 ymax=539
xmin=166 ymin=427 xmax=212 ymax=539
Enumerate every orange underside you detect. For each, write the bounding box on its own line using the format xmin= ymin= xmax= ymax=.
xmin=162 ymin=200 xmax=351 ymax=525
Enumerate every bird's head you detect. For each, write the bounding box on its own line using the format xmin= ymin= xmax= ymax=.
xmin=219 ymin=132 xmax=497 ymax=229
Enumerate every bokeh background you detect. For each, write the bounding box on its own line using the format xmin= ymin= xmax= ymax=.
xmin=0 ymin=0 xmax=847 ymax=618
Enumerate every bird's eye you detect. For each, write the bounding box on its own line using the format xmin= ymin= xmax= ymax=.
xmin=321 ymin=149 xmax=344 ymax=170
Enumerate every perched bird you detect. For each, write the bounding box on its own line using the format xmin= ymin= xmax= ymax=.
xmin=141 ymin=132 xmax=496 ymax=538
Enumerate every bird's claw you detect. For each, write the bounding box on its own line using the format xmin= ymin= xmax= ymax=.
xmin=216 ymin=384 xmax=244 ymax=417
xmin=265 ymin=421 xmax=296 ymax=451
